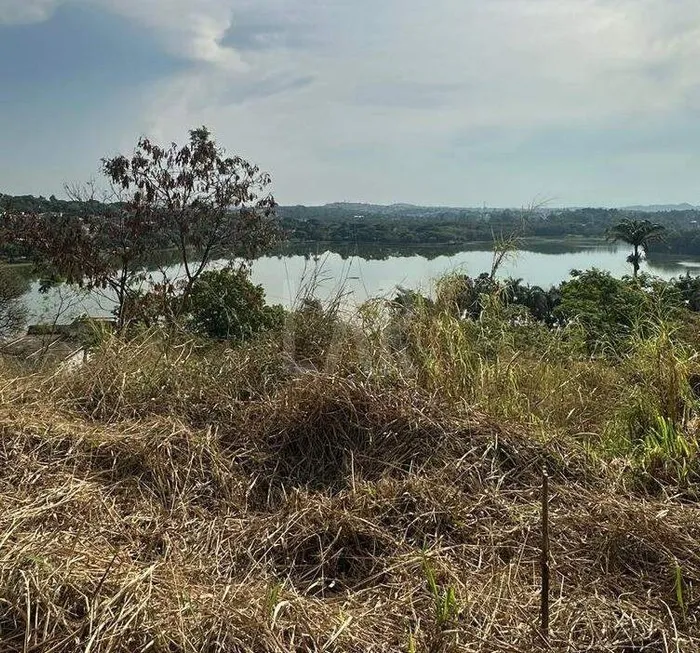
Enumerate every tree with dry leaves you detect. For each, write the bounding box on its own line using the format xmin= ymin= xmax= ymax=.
xmin=6 ymin=127 xmax=279 ymax=329
xmin=102 ymin=126 xmax=278 ymax=313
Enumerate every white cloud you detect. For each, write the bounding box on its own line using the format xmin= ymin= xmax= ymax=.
xmin=103 ymin=0 xmax=245 ymax=69
xmin=8 ymin=0 xmax=699 ymax=120
xmin=140 ymin=1 xmax=700 ymax=138
xmin=113 ymin=0 xmax=700 ymax=203
xmin=3 ymin=0 xmax=700 ymax=204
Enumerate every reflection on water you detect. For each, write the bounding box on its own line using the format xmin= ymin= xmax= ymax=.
xmin=20 ymin=243 xmax=700 ymax=324
xmin=275 ymin=238 xmax=617 ymax=260
xmin=646 ymin=256 xmax=700 ymax=274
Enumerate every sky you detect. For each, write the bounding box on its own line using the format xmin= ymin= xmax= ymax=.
xmin=1 ymin=0 xmax=699 ymax=207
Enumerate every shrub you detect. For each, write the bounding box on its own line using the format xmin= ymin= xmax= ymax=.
xmin=185 ymin=266 xmax=285 ymax=342
xmin=555 ymin=269 xmax=681 ymax=354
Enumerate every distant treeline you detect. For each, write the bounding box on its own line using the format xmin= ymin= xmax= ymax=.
xmin=4 ymin=194 xmax=700 ymax=258
xmin=0 ymin=193 xmax=107 ymax=216
xmin=281 ymin=204 xmax=700 ymax=257
xmin=276 ymin=205 xmax=700 ymax=252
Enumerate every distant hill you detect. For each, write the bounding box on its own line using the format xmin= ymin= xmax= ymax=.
xmin=278 ymin=202 xmax=530 ymax=222
xmin=621 ymin=203 xmax=698 ymax=212
xmin=5 ymin=192 xmax=700 ymax=260
xmin=4 ymin=193 xmax=699 ymax=215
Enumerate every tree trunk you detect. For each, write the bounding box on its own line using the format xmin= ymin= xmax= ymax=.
xmin=633 ymin=244 xmax=640 ymax=278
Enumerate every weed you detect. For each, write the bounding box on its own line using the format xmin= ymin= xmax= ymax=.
xmin=423 ymin=558 xmax=460 ymax=628
xmin=673 ymin=562 xmax=687 ymax=620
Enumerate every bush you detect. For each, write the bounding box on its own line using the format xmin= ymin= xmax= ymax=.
xmin=669 ymin=273 xmax=700 ymax=311
xmin=555 ymin=269 xmax=681 ymax=354
xmin=184 ymin=266 xmax=285 ymax=342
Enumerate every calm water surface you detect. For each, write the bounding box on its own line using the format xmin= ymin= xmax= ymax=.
xmin=23 ymin=244 xmax=700 ymax=323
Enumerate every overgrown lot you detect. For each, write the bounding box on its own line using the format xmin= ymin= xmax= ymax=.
xmin=0 ymin=275 xmax=699 ymax=652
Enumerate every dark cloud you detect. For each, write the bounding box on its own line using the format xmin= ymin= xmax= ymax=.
xmin=0 ymin=3 xmax=186 ymax=93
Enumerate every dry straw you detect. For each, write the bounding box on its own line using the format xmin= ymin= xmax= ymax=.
xmin=0 ymin=319 xmax=696 ymax=652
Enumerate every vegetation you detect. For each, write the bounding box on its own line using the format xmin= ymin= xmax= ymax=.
xmin=6 ymin=193 xmax=700 ymax=260
xmin=4 ymin=128 xmax=278 ymax=328
xmin=102 ymin=127 xmax=278 ymax=316
xmin=183 ymin=265 xmax=285 ymax=341
xmin=0 ymin=266 xmax=28 ymax=336
xmin=2 ymin=132 xmax=700 ymax=651
xmin=280 ymin=206 xmax=695 ymax=258
xmin=0 ymin=261 xmax=698 ymax=651
xmin=606 ymin=218 xmax=666 ymax=277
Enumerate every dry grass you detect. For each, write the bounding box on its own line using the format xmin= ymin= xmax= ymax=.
xmin=0 ymin=328 xmax=697 ymax=653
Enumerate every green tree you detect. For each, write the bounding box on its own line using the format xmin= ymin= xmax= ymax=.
xmin=184 ymin=266 xmax=284 ymax=342
xmin=555 ymin=269 xmax=682 ymax=353
xmin=606 ymin=219 xmax=665 ymax=278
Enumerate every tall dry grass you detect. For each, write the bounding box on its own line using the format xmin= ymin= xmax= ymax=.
xmin=0 ymin=288 xmax=698 ymax=651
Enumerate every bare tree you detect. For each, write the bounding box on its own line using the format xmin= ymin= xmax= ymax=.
xmin=5 ymin=183 xmax=158 ymax=329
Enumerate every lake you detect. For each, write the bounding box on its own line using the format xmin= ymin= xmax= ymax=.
xmin=22 ymin=241 xmax=700 ymax=324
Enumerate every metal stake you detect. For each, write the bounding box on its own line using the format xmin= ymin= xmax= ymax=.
xmin=540 ymin=467 xmax=550 ymax=643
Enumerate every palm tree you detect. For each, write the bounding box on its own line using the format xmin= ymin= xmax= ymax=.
xmin=606 ymin=219 xmax=665 ymax=278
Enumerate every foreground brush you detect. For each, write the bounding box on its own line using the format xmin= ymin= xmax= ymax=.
xmin=0 ymin=339 xmax=696 ymax=653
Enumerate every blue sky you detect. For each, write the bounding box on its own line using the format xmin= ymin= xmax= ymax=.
xmin=1 ymin=0 xmax=699 ymax=207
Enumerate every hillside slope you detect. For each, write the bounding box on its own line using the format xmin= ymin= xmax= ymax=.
xmin=0 ymin=331 xmax=697 ymax=652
